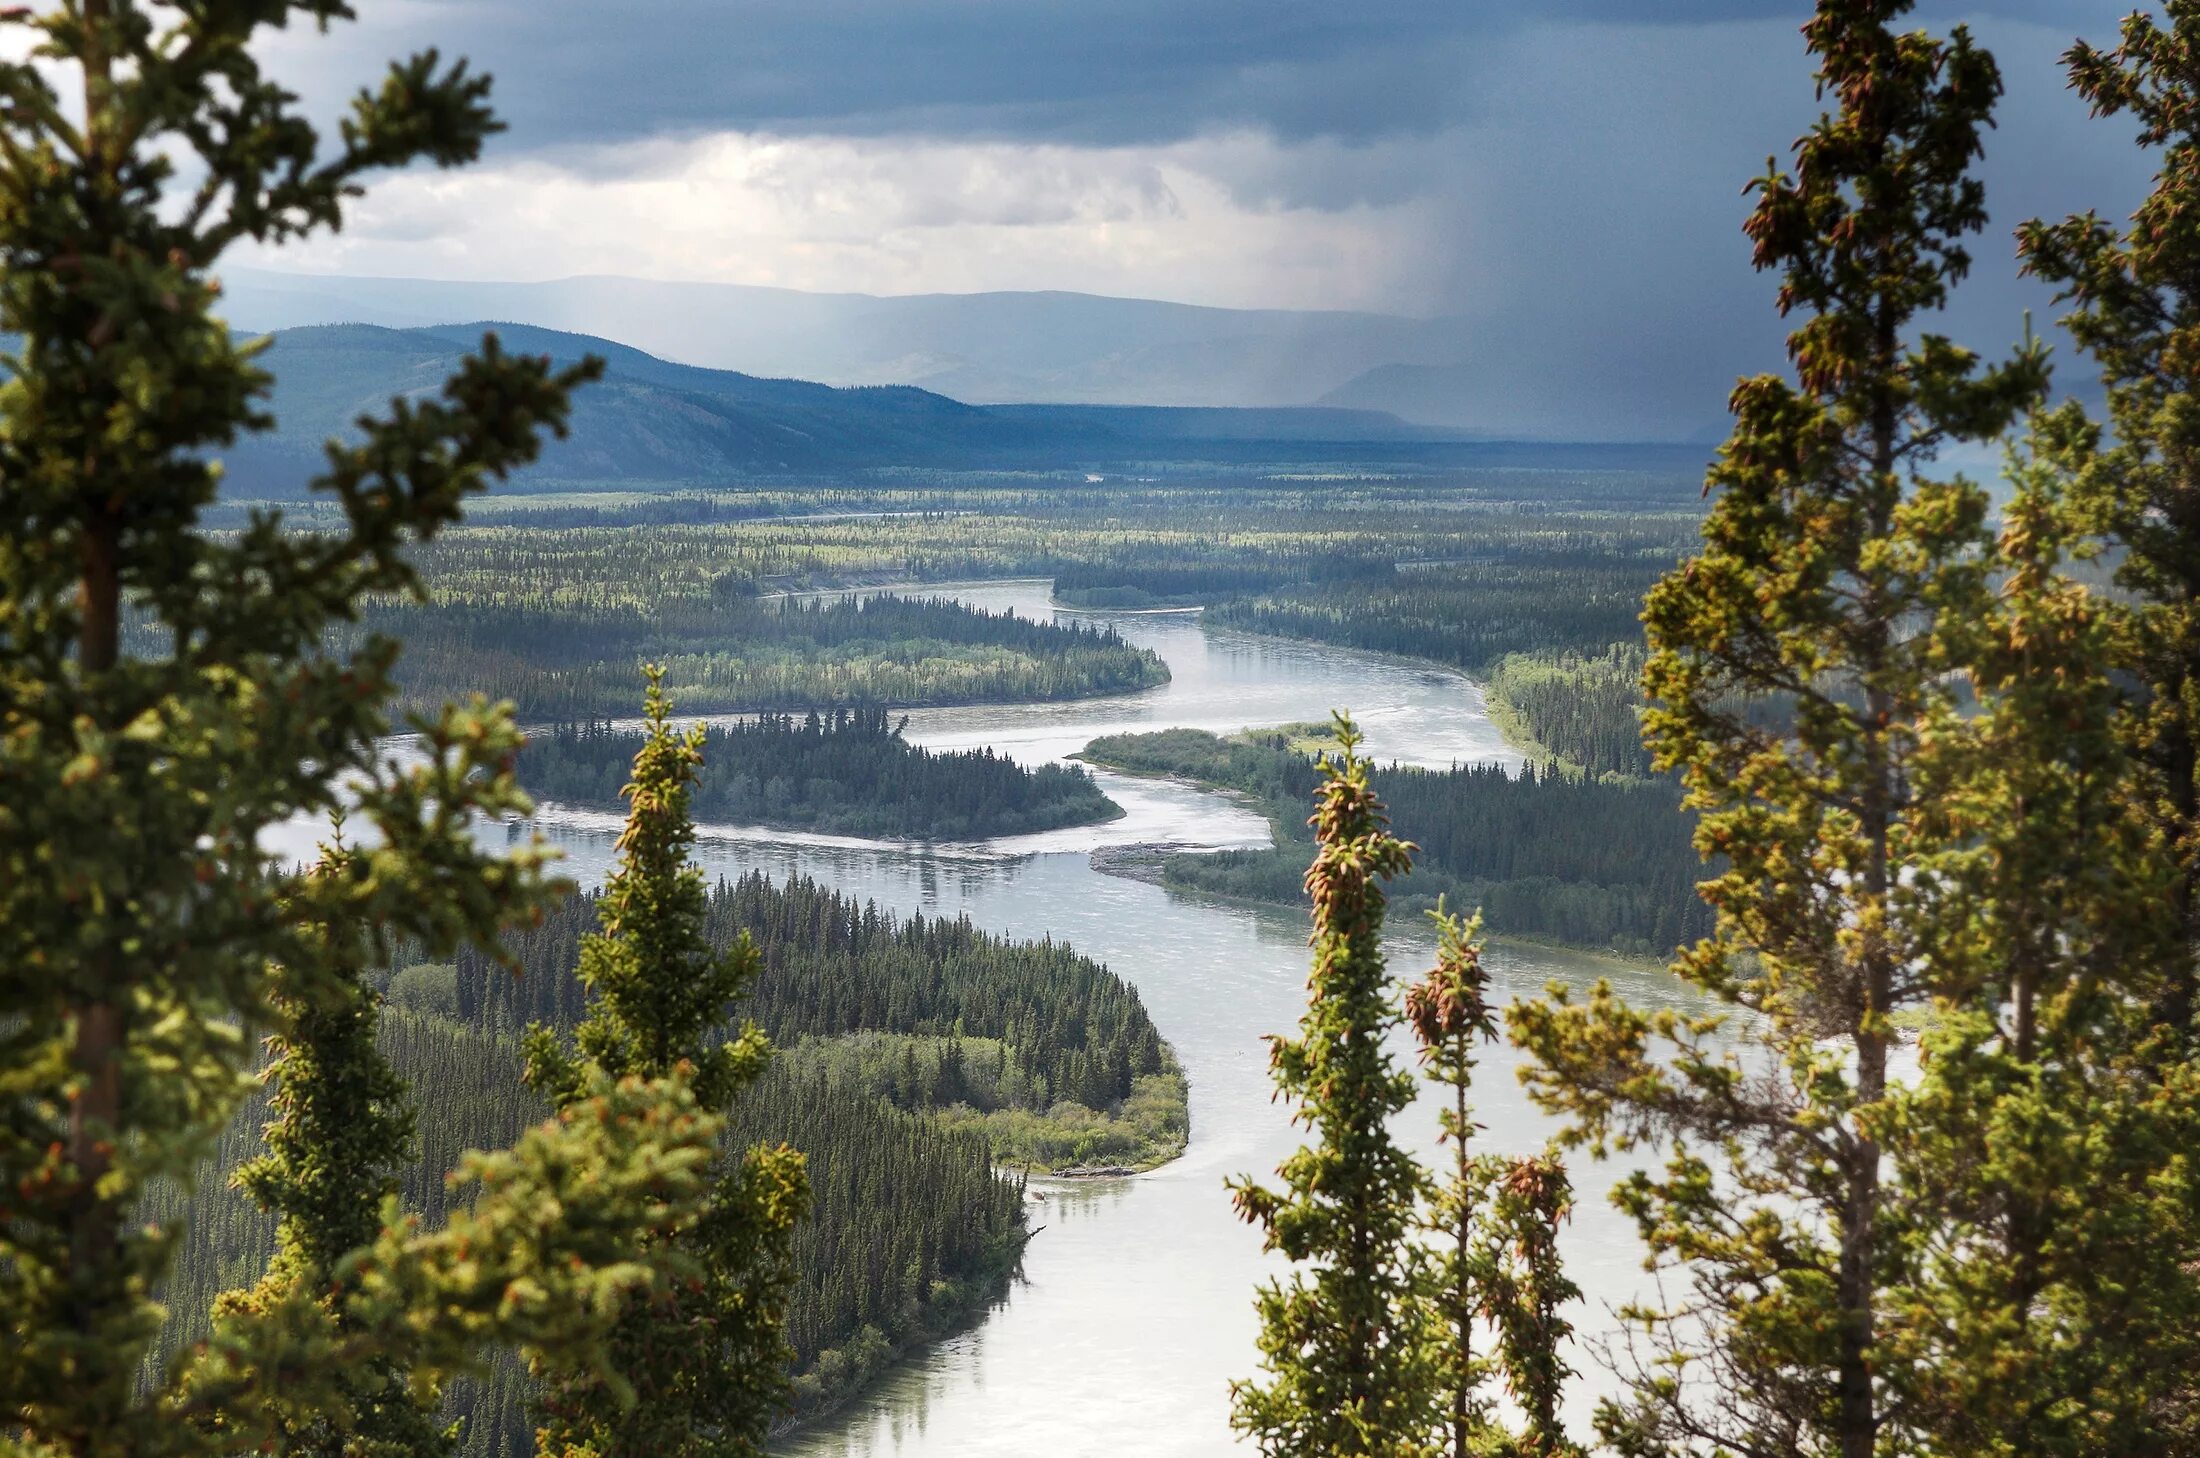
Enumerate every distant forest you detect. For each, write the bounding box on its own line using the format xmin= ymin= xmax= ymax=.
xmin=518 ymin=708 xmax=1120 ymax=840
xmin=387 ymin=591 xmax=1167 ymax=719
xmin=1083 ymin=727 xmax=1710 ymax=956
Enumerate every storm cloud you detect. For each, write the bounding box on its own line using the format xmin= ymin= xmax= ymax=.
xmin=244 ymin=0 xmax=2163 ymax=437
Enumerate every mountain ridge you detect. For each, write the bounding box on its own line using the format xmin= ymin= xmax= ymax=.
xmin=217 ymin=267 xmax=1484 ymax=424
xmin=218 ymin=320 xmax=1492 ymax=495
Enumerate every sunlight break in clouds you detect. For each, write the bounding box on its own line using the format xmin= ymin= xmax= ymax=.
xmin=245 ymin=130 xmax=1445 ymax=312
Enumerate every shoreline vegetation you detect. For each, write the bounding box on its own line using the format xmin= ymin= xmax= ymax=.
xmin=518 ymin=707 xmax=1125 ymax=841
xmin=1077 ymin=725 xmax=1710 ymax=958
xmin=346 ymin=589 xmax=1173 ymax=720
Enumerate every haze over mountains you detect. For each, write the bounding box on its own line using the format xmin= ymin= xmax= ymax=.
xmin=220 ymin=268 xmax=1661 ymax=440
xmin=224 ymin=321 xmax=1488 ymax=494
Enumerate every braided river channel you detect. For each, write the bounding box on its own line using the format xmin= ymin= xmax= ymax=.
xmin=474 ymin=581 xmax=1715 ymax=1455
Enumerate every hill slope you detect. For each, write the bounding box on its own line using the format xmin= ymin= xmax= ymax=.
xmin=219 ymin=321 xmax=1462 ymax=493
xmin=218 ymin=268 xmax=1469 ymax=413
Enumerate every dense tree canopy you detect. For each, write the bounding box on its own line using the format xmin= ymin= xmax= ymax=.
xmin=520 ymin=708 xmax=1119 ymax=840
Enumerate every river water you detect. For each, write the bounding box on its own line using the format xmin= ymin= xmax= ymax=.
xmin=441 ymin=582 xmax=1712 ymax=1454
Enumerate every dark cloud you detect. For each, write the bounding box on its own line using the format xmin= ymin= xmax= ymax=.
xmin=335 ymin=1 xmax=2124 ymax=153
xmin=268 ymin=0 xmax=2157 ymax=437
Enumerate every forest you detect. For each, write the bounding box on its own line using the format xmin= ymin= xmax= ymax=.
xmin=148 ymin=1008 xmax=1032 ymax=1454
xmin=451 ymin=870 xmax=1179 ymax=1144
xmin=1082 ymin=726 xmax=1710 ymax=955
xmin=517 ymin=708 xmax=1122 ymax=839
xmin=362 ymin=589 xmax=1170 ymax=719
xmin=153 ymin=862 xmax=1185 ymax=1454
xmin=27 ymin=4 xmax=2200 ymax=1458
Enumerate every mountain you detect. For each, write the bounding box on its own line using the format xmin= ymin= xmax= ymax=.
xmin=216 ymin=268 xmax=1474 ymax=418
xmin=1316 ymin=363 xmax=1488 ymax=430
xmin=219 ymin=321 xmax=1469 ymax=494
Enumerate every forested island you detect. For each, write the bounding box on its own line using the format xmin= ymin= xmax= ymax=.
xmin=1082 ymin=725 xmax=1709 ymax=956
xmin=362 ymin=588 xmax=1169 ymax=719
xmin=518 ymin=708 xmax=1122 ymax=839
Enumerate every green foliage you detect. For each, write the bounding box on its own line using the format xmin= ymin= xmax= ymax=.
xmin=1483 ymin=647 xmax=1653 ymax=781
xmin=468 ymin=870 xmax=1171 ymax=1117
xmin=1404 ymin=907 xmax=1582 ymax=1458
xmin=215 ymin=830 xmax=454 ymax=1458
xmin=2020 ymin=7 xmax=2200 ymax=1040
xmin=368 ymin=588 xmax=1168 ymax=720
xmin=0 ymin=2 xmax=756 ymax=1453
xmin=521 ymin=669 xmax=807 ymax=1458
xmin=1508 ymin=5 xmax=2198 ymax=1455
xmin=1228 ymin=718 xmax=1436 ymax=1456
xmin=1203 ymin=547 xmax=1681 ymax=671
xmin=389 ymin=964 xmax=462 ymax=1019
xmin=520 ymin=708 xmax=1120 ymax=840
xmin=1231 ymin=738 xmax=1587 ymax=1458
xmin=1082 ymin=728 xmax=1712 ymax=955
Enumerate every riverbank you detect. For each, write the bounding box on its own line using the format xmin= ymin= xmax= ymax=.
xmin=1077 ymin=724 xmax=1708 ymax=960
xmin=1084 ymin=843 xmax=1669 ymax=971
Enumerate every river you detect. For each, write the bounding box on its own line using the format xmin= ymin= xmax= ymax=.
xmin=446 ymin=581 xmax=1712 ymax=1454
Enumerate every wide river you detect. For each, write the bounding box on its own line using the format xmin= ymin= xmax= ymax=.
xmin=476 ymin=581 xmax=1711 ymax=1455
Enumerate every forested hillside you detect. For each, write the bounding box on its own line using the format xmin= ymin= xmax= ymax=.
xmin=214 ymin=322 xmax=1458 ymax=496
xmin=1083 ymin=727 xmax=1710 ymax=955
xmin=155 ymin=865 xmax=1184 ymax=1452
xmin=519 ymin=709 xmax=1120 ymax=839
xmin=455 ymin=872 xmax=1178 ymax=1135
xmin=148 ymin=1009 xmax=1030 ymax=1454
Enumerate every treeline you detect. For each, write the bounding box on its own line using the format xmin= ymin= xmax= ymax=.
xmin=1052 ymin=553 xmax=1392 ymax=608
xmin=1484 ymin=645 xmax=1653 ymax=779
xmin=149 ymin=1007 xmax=1028 ymax=1457
xmin=1203 ymin=553 xmax=1672 ymax=669
xmin=455 ymin=871 xmax=1171 ymax=1114
xmin=365 ymin=590 xmax=1169 ymax=719
xmin=518 ymin=708 xmax=1121 ymax=840
xmin=1084 ymin=728 xmax=1710 ymax=955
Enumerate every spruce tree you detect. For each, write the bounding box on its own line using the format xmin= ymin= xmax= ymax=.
xmin=2006 ymin=12 xmax=2200 ymax=1442
xmin=523 ymin=667 xmax=808 ymax=1458
xmin=1404 ymin=906 xmax=1581 ymax=1458
xmin=1229 ymin=715 xmax=1434 ymax=1457
xmin=2018 ymin=5 xmax=2200 ymax=1042
xmin=0 ymin=1 xmax=724 ymax=1451
xmin=1403 ymin=906 xmax=1502 ymax=1458
xmin=217 ymin=820 xmax=455 ymax=1458
xmin=1509 ymin=3 xmax=2049 ymax=1454
xmin=1879 ymin=412 xmax=2200 ymax=1457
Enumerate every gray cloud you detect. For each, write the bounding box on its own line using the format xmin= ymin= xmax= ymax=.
xmin=329 ymin=1 xmax=2124 ymax=152
xmin=254 ymin=0 xmax=2161 ymax=437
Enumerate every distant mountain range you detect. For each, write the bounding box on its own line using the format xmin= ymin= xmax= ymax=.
xmin=221 ymin=321 xmax=1505 ymax=493
xmin=216 ymin=321 xmax=1708 ymax=494
xmin=218 ymin=268 xmax=1508 ymax=429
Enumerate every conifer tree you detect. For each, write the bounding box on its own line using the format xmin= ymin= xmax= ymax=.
xmin=523 ymin=667 xmax=809 ymax=1458
xmin=1403 ymin=906 xmax=1502 ymax=1458
xmin=1404 ymin=906 xmax=1581 ymax=1458
xmin=2019 ymin=5 xmax=2200 ymax=1042
xmin=1476 ymin=1154 xmax=1579 ymax=1458
xmin=216 ymin=819 xmax=454 ymax=1458
xmin=1509 ymin=4 xmax=2049 ymax=1454
xmin=2003 ymin=13 xmax=2200 ymax=1442
xmin=1879 ymin=412 xmax=2200 ymax=1457
xmin=0 ymin=1 xmax=725 ymax=1452
xmin=1230 ymin=715 xmax=1434 ymax=1457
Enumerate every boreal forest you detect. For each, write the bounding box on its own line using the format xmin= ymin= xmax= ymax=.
xmin=10 ymin=3 xmax=2200 ymax=1458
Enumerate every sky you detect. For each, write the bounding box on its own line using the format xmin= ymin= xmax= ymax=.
xmin=235 ymin=0 xmax=2161 ymax=428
